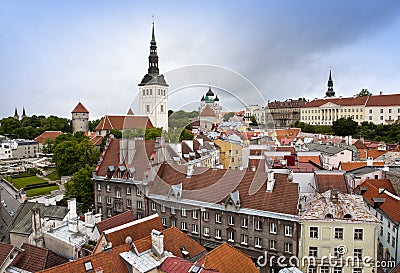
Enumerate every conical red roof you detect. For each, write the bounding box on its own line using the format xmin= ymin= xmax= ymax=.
xmin=71 ymin=102 xmax=89 ymax=113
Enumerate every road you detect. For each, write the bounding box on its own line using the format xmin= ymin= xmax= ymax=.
xmin=0 ymin=179 xmax=23 ymax=235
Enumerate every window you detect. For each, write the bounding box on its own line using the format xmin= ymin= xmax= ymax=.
xmin=354 ymin=249 xmax=362 ymax=260
xmin=387 ymin=233 xmax=390 ymax=243
xmin=137 ymin=212 xmax=142 ymax=219
xmin=308 ymin=266 xmax=317 ymax=273
xmin=97 ymin=195 xmax=102 ymax=203
xmin=320 ymin=266 xmax=329 ymax=273
xmin=151 ymin=202 xmax=157 ymax=211
xmin=334 ymin=247 xmax=344 ymax=258
xmin=255 ymin=219 xmax=263 ymax=231
xmin=171 ymin=219 xmax=176 ymax=227
xmin=106 ymin=184 xmax=110 ymax=192
xmin=270 ymin=240 xmax=276 ymax=250
xmin=393 ymin=236 xmax=396 ymax=248
xmin=136 ymin=187 xmax=141 ymax=196
xmin=310 ymin=227 xmax=318 ymax=238
xmin=380 ymin=109 xmax=384 ymax=113
xmin=98 ymin=207 xmax=102 ymax=214
xmin=380 ymin=116 xmax=384 ymax=120
xmin=228 ymin=231 xmax=235 ymax=242
xmin=215 ymin=229 xmax=222 ymax=239
xmin=107 ymin=208 xmax=112 ymax=217
xmin=192 ymin=210 xmax=198 ymax=219
xmin=162 ymin=217 xmax=167 ymax=226
xmin=181 ymin=222 xmax=187 ymax=231
xmin=116 ymin=189 xmax=121 ymax=198
xmin=160 ymin=105 xmax=164 ymax=113
xmin=353 ymin=268 xmax=362 ymax=273
xmin=241 ymin=217 xmax=248 ymax=228
xmin=97 ymin=184 xmax=101 ymax=191
xmin=215 ymin=213 xmax=221 ymax=223
xmin=369 ymin=116 xmax=372 ymax=121
xmin=269 ymin=222 xmax=277 ymax=234
xmin=203 ymin=211 xmax=209 ymax=221
xmin=126 ymin=199 xmax=131 ymax=207
xmin=84 ymin=261 xmax=93 ymax=271
xmin=354 ymin=229 xmax=363 ymax=240
xmin=161 ymin=204 xmax=166 ymax=213
xmin=171 ymin=207 xmax=176 ymax=214
xmin=137 ymin=201 xmax=142 ymax=209
xmin=106 ymin=196 xmax=111 ymax=205
xmin=146 ymin=104 xmax=150 ymax=113
xmin=285 ymin=225 xmax=293 ymax=237
xmin=389 ymin=109 xmax=392 ymax=113
xmin=388 ymin=221 xmax=391 ymax=228
xmin=126 ymin=187 xmax=131 ymax=195
xmin=334 ymin=228 xmax=343 ymax=239
xmin=181 ymin=208 xmax=187 ymax=217
xmin=380 ymin=226 xmax=384 ymax=236
xmin=241 ymin=234 xmax=248 ymax=245
xmin=255 ymin=237 xmax=262 ymax=248
xmin=203 ymin=226 xmax=210 ymax=236
xmin=285 ymin=242 xmax=293 ymax=253
xmin=333 ymin=267 xmax=342 ymax=273
xmin=192 ymin=224 xmax=199 ymax=234
xmin=228 ymin=215 xmax=234 ymax=226
xmin=309 ymin=246 xmax=318 ymax=257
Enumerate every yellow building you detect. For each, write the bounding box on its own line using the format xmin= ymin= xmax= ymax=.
xmin=299 ymin=189 xmax=379 ymax=273
xmin=213 ymin=139 xmax=243 ymax=170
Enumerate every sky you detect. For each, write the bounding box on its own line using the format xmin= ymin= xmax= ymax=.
xmin=1 ymin=0 xmax=400 ymax=119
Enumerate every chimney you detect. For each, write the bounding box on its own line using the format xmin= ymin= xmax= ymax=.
xmin=31 ymin=208 xmax=44 ymax=247
xmin=68 ymin=198 xmax=78 ymax=233
xmin=331 ymin=188 xmax=339 ymax=204
xmin=120 ymin=137 xmax=136 ymax=164
xmin=367 ymin=157 xmax=373 ymax=167
xmin=266 ymin=171 xmax=275 ymax=192
xmin=151 ymin=229 xmax=164 ymax=258
xmin=251 ymin=166 xmax=256 ymax=172
xmin=360 ymin=136 xmax=364 ymax=143
xmin=380 ymin=91 xmax=383 ymax=96
xmin=187 ymin=164 xmax=194 ymax=178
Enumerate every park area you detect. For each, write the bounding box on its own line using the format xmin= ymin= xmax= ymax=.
xmin=7 ymin=172 xmax=60 ymax=197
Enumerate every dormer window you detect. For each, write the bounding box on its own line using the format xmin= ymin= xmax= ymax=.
xmin=84 ymin=261 xmax=93 ymax=272
xmin=343 ymin=214 xmax=352 ymax=219
xmin=325 ymin=213 xmax=334 ymax=219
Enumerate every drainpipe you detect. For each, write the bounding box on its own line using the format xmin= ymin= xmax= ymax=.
xmin=396 ymin=223 xmax=399 ymax=264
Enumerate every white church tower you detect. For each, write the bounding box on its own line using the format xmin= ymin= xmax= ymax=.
xmin=139 ymin=21 xmax=169 ymax=131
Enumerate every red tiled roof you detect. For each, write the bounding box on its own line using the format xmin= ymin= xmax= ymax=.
xmin=89 ymin=135 xmax=103 ymax=146
xmin=362 ymin=179 xmax=395 ymax=194
xmin=276 ymin=146 xmax=295 ymax=154
xmin=315 ymin=173 xmax=348 ymax=193
xmin=302 ymin=96 xmax=369 ymax=108
xmin=38 ymin=245 xmax=129 ymax=273
xmin=197 ymin=243 xmax=258 ymax=273
xmin=161 ymin=257 xmax=219 ymax=273
xmin=96 ymin=211 xmax=135 ymax=234
xmin=11 ymin=243 xmax=68 ymax=272
xmin=358 ymin=180 xmax=400 ymax=222
xmin=103 ymin=215 xmax=164 ymax=249
xmin=34 ymin=131 xmax=63 ymax=144
xmin=298 ymin=155 xmax=322 ymax=166
xmin=150 ymin=164 xmax=299 ymax=215
xmin=354 ymin=139 xmax=368 ymax=149
xmin=71 ymin=102 xmax=89 ymax=113
xmin=200 ymin=105 xmax=216 ymax=117
xmin=340 ymin=161 xmax=385 ymax=171
xmin=133 ymin=227 xmax=206 ymax=259
xmin=366 ymin=94 xmax=400 ymax=107
xmin=95 ymin=115 xmax=153 ymax=131
xmin=0 ymin=242 xmax=15 ymax=267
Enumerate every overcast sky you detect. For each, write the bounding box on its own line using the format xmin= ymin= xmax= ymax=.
xmin=1 ymin=0 xmax=400 ymax=120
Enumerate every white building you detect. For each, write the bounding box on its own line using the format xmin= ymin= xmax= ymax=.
xmin=139 ymin=22 xmax=169 ymax=131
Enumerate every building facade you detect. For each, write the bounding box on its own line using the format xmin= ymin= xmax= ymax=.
xmin=213 ymin=139 xmax=244 ymax=170
xmin=138 ymin=22 xmax=169 ymax=130
xmin=299 ymin=189 xmax=379 ymax=273
xmin=267 ymin=99 xmax=306 ymax=128
xmin=199 ymin=87 xmax=221 ymax=116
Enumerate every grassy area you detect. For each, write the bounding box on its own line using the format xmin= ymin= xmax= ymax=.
xmin=26 ymin=185 xmax=59 ymax=197
xmin=45 ymin=171 xmax=60 ymax=181
xmin=10 ymin=176 xmax=48 ymax=190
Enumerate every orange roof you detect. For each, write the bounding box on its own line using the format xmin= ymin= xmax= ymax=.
xmin=71 ymin=102 xmax=89 ymax=113
xmin=298 ymin=155 xmax=321 ymax=165
xmin=200 ymin=105 xmax=216 ymax=117
xmin=340 ymin=161 xmax=385 ymax=171
xmin=38 ymin=245 xmax=129 ymax=273
xmin=89 ymin=135 xmax=103 ymax=146
xmin=133 ymin=227 xmax=206 ymax=259
xmin=358 ymin=180 xmax=400 ymax=222
xmin=315 ymin=173 xmax=348 ymax=193
xmin=34 ymin=131 xmax=63 ymax=144
xmin=96 ymin=211 xmax=135 ymax=234
xmin=302 ymin=96 xmax=369 ymax=108
xmin=95 ymin=115 xmax=153 ymax=131
xmin=103 ymin=215 xmax=164 ymax=249
xmin=198 ymin=243 xmax=258 ymax=273
xmin=366 ymin=94 xmax=400 ymax=106
xmin=363 ymin=179 xmax=395 ymax=194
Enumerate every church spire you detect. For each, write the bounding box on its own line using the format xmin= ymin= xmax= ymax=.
xmin=13 ymin=107 xmax=19 ymax=120
xmin=148 ymin=20 xmax=159 ymax=75
xmin=325 ymin=69 xmax=335 ymax=97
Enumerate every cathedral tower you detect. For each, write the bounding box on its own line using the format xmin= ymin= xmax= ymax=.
xmin=138 ymin=21 xmax=169 ymax=130
xmin=325 ymin=70 xmax=335 ymax=97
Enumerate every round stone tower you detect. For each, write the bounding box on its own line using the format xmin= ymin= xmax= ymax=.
xmin=71 ymin=102 xmax=89 ymax=133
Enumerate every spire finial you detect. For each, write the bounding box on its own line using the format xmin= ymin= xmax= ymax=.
xmin=151 ymin=16 xmax=156 ymax=42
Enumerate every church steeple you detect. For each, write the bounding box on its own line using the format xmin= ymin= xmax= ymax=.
xmin=148 ymin=21 xmax=159 ymax=75
xmin=13 ymin=107 xmax=19 ymax=120
xmin=325 ymin=70 xmax=335 ymax=97
xmin=22 ymin=107 xmax=26 ymax=118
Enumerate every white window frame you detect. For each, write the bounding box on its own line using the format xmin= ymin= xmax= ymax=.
xmin=269 ymin=222 xmax=277 ymax=234
xmin=215 ymin=213 xmax=221 ymax=223
xmin=285 ymin=225 xmax=293 ymax=237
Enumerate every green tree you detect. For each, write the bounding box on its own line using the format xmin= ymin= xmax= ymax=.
xmin=332 ymin=117 xmax=358 ymax=136
xmin=89 ymin=118 xmax=102 ymax=132
xmin=223 ymin=112 xmax=235 ymax=121
xmin=356 ymin=89 xmax=373 ymax=97
xmin=249 ymin=115 xmax=258 ymax=126
xmin=145 ymin=127 xmax=162 ymax=140
xmin=52 ymin=133 xmax=100 ymax=176
xmin=64 ymin=165 xmax=94 ymax=212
